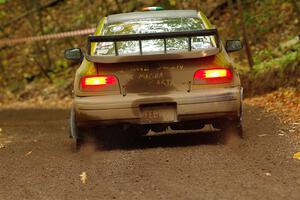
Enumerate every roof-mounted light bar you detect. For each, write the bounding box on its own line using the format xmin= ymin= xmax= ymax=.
xmin=142 ymin=7 xmax=164 ymax=11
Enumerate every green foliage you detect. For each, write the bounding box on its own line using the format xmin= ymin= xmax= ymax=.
xmin=250 ymin=42 xmax=300 ymax=78
xmin=0 ymin=10 xmax=6 ymax=19
xmin=253 ymin=47 xmax=285 ymax=65
xmin=242 ymin=0 xmax=298 ymax=42
xmin=0 ymin=0 xmax=299 ymax=100
xmin=43 ymin=26 xmax=55 ymax=34
xmin=7 ymin=80 xmax=26 ymax=93
xmin=253 ymin=51 xmax=299 ymax=76
xmin=53 ymin=59 xmax=69 ymax=72
xmin=53 ymin=78 xmax=68 ymax=87
xmin=239 ymin=41 xmax=300 ymax=96
xmin=47 ymin=59 xmax=69 ymax=83
xmin=73 ymin=13 xmax=86 ymax=27
xmin=1 ymin=59 xmax=8 ymax=67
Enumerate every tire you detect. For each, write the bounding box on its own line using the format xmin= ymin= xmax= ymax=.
xmin=75 ymin=127 xmax=94 ymax=150
xmin=69 ymin=107 xmax=93 ymax=151
xmin=75 ymin=136 xmax=84 ymax=150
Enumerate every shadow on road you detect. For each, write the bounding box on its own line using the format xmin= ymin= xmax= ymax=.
xmin=88 ymin=130 xmax=222 ymax=151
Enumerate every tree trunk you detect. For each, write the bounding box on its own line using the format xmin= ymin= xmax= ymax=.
xmin=237 ymin=0 xmax=254 ymax=69
xmin=291 ymin=0 xmax=300 ymax=16
xmin=228 ymin=0 xmax=238 ymax=38
xmin=34 ymin=0 xmax=53 ymax=82
xmin=22 ymin=0 xmax=52 ymax=82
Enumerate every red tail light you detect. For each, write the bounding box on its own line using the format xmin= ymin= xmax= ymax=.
xmin=81 ymin=75 xmax=117 ymax=91
xmin=194 ymin=68 xmax=232 ymax=84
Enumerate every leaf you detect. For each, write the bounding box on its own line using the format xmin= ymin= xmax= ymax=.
xmin=80 ymin=172 xmax=87 ymax=184
xmin=25 ymin=151 xmax=32 ymax=156
xmin=265 ymin=172 xmax=271 ymax=176
xmin=258 ymin=134 xmax=268 ymax=137
xmin=293 ymin=152 xmax=300 ymax=160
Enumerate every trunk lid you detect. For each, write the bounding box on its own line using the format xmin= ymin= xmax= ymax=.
xmin=97 ymin=56 xmax=220 ymax=95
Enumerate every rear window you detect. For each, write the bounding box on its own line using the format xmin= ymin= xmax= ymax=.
xmin=94 ymin=17 xmax=215 ymax=56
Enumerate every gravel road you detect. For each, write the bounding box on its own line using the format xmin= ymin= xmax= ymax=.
xmin=0 ymin=106 xmax=299 ymax=200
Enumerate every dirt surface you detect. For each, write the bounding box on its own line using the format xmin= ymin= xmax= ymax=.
xmin=0 ymin=106 xmax=300 ymax=200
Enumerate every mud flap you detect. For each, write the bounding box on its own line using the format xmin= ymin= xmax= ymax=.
xmin=239 ymin=87 xmax=244 ymax=122
xmin=69 ymin=107 xmax=78 ymax=139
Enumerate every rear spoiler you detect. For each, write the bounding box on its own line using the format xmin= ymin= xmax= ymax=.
xmin=86 ymin=29 xmax=220 ymax=63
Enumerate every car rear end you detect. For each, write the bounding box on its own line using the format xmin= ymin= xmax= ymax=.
xmin=73 ymin=10 xmax=242 ymax=132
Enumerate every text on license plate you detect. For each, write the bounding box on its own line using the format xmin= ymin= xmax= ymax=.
xmin=141 ymin=105 xmax=177 ymax=124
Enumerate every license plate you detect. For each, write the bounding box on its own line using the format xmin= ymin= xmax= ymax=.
xmin=141 ymin=105 xmax=177 ymax=124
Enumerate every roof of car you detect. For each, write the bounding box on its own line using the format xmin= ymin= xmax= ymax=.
xmin=106 ymin=10 xmax=199 ymax=24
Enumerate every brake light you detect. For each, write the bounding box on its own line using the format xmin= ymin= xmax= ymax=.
xmin=194 ymin=68 xmax=232 ymax=84
xmin=81 ymin=75 xmax=117 ymax=91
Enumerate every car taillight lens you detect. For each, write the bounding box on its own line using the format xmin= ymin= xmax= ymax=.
xmin=194 ymin=68 xmax=232 ymax=84
xmin=81 ymin=75 xmax=117 ymax=91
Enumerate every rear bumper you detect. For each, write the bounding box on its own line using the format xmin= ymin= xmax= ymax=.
xmin=74 ymin=87 xmax=242 ymax=125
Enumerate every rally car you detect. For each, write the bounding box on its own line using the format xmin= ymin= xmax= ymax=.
xmin=65 ymin=8 xmax=243 ymax=148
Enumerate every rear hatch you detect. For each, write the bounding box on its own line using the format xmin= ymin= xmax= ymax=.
xmin=79 ymin=13 xmax=233 ymax=96
xmin=96 ymin=56 xmax=223 ymax=95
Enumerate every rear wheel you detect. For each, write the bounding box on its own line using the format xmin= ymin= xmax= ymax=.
xmin=74 ymin=127 xmax=95 ymax=150
xmin=69 ymin=107 xmax=94 ymax=151
xmin=75 ymin=131 xmax=84 ymax=150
